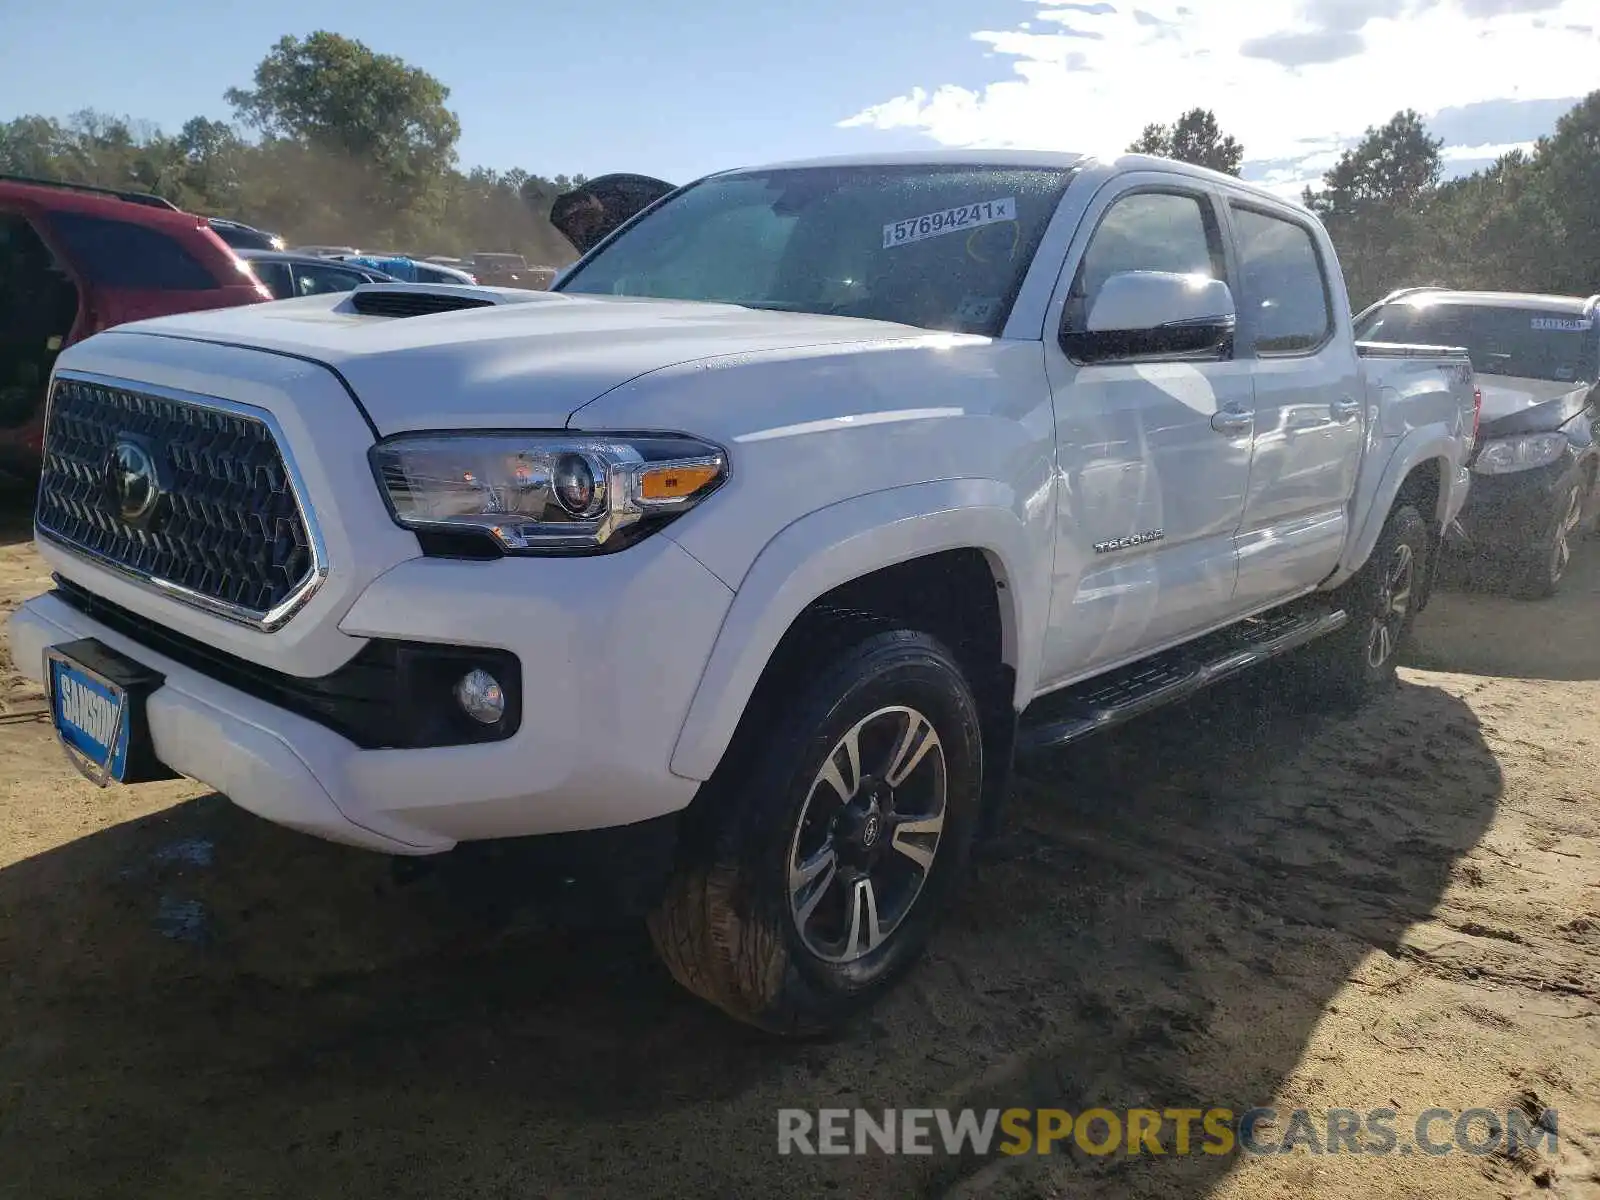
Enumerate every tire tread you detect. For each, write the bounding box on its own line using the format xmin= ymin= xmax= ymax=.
xmin=648 ymin=626 xmax=981 ymax=1036
xmin=1302 ymin=502 xmax=1429 ymax=710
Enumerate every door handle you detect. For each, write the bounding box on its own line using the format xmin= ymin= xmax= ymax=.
xmin=1211 ymin=405 xmax=1254 ymax=435
xmin=1330 ymin=395 xmax=1362 ymax=421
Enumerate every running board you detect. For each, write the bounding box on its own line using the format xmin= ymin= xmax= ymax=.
xmin=1016 ymin=607 xmax=1348 ymax=754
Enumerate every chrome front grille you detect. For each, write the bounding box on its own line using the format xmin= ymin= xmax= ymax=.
xmin=35 ymin=374 xmax=324 ymax=629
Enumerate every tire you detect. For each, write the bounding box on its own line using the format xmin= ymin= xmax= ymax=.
xmin=1584 ymin=464 xmax=1600 ymax=541
xmin=648 ymin=628 xmax=984 ymax=1036
xmin=1507 ymin=480 xmax=1584 ymax=600
xmin=1303 ymin=503 xmax=1429 ymax=709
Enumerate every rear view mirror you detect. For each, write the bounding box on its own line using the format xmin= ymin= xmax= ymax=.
xmin=550 ymin=174 xmax=676 ymax=255
xmin=1063 ymin=271 xmax=1236 ymax=364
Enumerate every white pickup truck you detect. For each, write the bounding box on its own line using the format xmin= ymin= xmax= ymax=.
xmin=9 ymin=151 xmax=1478 ymax=1034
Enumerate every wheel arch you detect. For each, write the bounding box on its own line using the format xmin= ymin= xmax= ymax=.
xmin=1339 ymin=432 xmax=1459 ymax=583
xmin=668 ymin=479 xmax=1046 ymax=785
xmin=1395 ymin=455 xmax=1442 ymax=513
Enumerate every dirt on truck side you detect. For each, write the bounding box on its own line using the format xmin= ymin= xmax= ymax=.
xmin=0 ymin=500 xmax=1597 ymax=1200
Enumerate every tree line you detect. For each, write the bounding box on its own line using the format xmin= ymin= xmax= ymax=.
xmin=0 ymin=33 xmax=588 ymax=265
xmin=3 ymin=30 xmax=1596 ymax=305
xmin=1134 ymin=96 xmax=1600 ymax=309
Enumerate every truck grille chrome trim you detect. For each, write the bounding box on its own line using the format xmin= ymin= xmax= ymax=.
xmin=34 ymin=370 xmax=328 ymax=632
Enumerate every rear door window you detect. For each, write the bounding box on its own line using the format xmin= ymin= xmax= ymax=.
xmin=1228 ymin=205 xmax=1333 ymax=354
xmin=46 ymin=212 xmax=219 ymax=290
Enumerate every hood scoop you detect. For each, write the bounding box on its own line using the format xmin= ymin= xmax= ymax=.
xmin=346 ymin=284 xmax=536 ymax=319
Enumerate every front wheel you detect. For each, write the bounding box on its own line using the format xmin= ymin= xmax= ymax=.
xmin=1302 ymin=503 xmax=1429 ymax=708
xmin=648 ymin=628 xmax=984 ymax=1035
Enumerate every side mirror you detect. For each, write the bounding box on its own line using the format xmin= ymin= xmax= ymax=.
xmin=1062 ymin=271 xmax=1236 ymax=364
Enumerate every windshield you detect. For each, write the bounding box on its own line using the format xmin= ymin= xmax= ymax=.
xmin=555 ymin=165 xmax=1076 ymax=336
xmin=1356 ymin=302 xmax=1598 ymax=384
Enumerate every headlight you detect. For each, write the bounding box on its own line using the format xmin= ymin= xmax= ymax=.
xmin=1472 ymin=432 xmax=1569 ymax=475
xmin=369 ymin=432 xmax=727 ymax=555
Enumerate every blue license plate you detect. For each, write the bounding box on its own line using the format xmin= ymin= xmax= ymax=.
xmin=47 ymin=649 xmax=131 ymax=785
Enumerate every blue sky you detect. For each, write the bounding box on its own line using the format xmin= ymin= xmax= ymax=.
xmin=0 ymin=0 xmax=1013 ymax=180
xmin=1 ymin=0 xmax=1596 ymax=195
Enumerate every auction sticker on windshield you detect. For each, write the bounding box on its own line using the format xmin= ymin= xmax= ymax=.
xmin=1531 ymin=317 xmax=1592 ymax=331
xmin=884 ymin=198 xmax=1016 ymax=249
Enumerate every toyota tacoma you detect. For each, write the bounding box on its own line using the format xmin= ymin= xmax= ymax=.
xmin=9 ymin=151 xmax=1479 ymax=1033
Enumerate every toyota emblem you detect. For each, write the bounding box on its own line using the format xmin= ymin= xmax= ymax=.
xmin=110 ymin=438 xmax=160 ymax=525
xmin=861 ymin=813 xmax=882 ymax=848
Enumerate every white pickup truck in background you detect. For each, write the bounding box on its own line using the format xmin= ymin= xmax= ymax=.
xmin=8 ymin=150 xmax=1478 ymax=1034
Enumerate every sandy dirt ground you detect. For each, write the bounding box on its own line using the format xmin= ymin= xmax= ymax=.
xmin=1 ymin=499 xmax=1597 ymax=1200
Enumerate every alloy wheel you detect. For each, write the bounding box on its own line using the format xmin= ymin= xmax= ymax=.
xmin=1550 ymin=485 xmax=1583 ymax=584
xmin=786 ymin=705 xmax=947 ymax=964
xmin=1367 ymin=541 xmax=1415 ymax=669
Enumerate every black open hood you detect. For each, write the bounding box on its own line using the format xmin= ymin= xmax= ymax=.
xmin=550 ymin=174 xmax=676 ymax=255
xmin=1478 ymin=388 xmax=1596 ymax=439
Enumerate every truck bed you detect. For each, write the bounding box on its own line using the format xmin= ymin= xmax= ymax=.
xmin=1356 ymin=340 xmax=1472 ymax=359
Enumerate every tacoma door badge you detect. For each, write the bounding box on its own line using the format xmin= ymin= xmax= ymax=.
xmin=1094 ymin=529 xmax=1165 ymax=554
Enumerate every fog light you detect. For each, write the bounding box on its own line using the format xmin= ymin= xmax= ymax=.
xmin=454 ymin=668 xmax=506 ymax=725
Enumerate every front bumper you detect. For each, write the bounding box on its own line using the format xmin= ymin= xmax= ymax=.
xmin=1445 ymin=455 xmax=1576 ymax=555
xmin=10 ymin=537 xmax=735 ymax=855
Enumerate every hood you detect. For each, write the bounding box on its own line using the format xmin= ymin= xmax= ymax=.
xmin=109 ymin=288 xmax=921 ymax=434
xmin=551 ymin=174 xmax=676 ymax=255
xmin=1476 ymin=374 xmax=1594 ymax=437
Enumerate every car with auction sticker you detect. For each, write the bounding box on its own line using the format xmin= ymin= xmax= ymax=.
xmin=1354 ymin=287 xmax=1599 ymax=597
xmin=9 ymin=150 xmax=1479 ymax=1034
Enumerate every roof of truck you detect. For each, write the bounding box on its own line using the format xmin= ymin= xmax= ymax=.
xmin=739 ymin=149 xmax=1090 ymax=171
xmin=714 ymin=148 xmax=1302 ymax=209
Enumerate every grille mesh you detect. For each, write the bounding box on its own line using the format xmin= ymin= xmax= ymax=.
xmin=36 ymin=378 xmax=315 ymax=618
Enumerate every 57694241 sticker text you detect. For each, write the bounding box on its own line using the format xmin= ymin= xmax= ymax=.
xmin=883 ymin=198 xmax=1016 ymax=249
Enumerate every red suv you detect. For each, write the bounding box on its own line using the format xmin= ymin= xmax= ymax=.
xmin=0 ymin=176 xmax=269 ymax=483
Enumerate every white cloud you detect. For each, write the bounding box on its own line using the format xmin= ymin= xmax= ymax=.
xmin=839 ymin=0 xmax=1596 ymax=190
xmin=1440 ymin=140 xmax=1535 ymax=161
